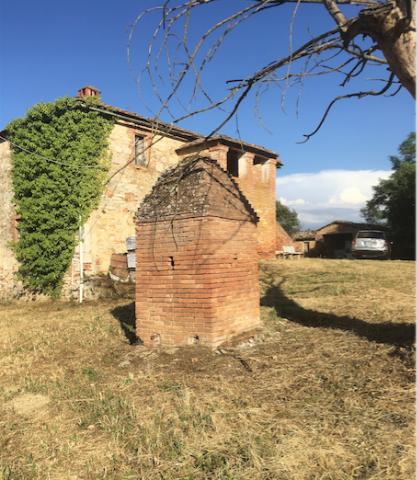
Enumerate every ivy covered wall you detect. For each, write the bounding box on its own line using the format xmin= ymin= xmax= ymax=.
xmin=7 ymin=97 xmax=113 ymax=297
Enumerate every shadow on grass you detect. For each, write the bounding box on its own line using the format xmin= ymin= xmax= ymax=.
xmin=111 ymin=302 xmax=141 ymax=345
xmin=261 ymin=280 xmax=415 ymax=348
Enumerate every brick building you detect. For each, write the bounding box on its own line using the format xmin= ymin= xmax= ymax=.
xmin=0 ymin=86 xmax=281 ymax=300
xmin=294 ymin=221 xmax=388 ymax=258
xmin=275 ymin=222 xmax=301 ymax=253
xmin=135 ymin=157 xmax=260 ymax=347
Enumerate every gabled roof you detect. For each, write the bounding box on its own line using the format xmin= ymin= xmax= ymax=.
xmin=136 ymin=156 xmax=259 ymax=224
xmin=294 ymin=230 xmax=316 ymax=241
xmin=316 ymin=220 xmax=387 ymax=233
xmin=294 ymin=221 xmax=388 ymax=240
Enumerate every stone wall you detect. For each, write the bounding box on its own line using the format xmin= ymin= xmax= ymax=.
xmin=0 ymin=123 xmax=188 ymax=300
xmin=0 ymin=141 xmax=20 ymax=300
xmin=80 ymin=123 xmax=187 ymax=277
xmin=0 ymin=117 xmax=280 ymax=300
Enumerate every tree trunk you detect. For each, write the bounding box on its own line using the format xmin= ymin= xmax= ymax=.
xmin=379 ymin=29 xmax=415 ymax=97
xmin=347 ymin=1 xmax=416 ymax=97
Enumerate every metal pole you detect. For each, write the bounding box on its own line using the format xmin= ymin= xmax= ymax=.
xmin=79 ymin=217 xmax=84 ymax=304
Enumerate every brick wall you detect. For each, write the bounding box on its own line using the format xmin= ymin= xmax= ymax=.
xmin=181 ymin=145 xmax=278 ymax=258
xmin=135 ymin=157 xmax=260 ymax=347
xmin=276 ymin=222 xmax=301 ymax=252
xmin=135 ymin=217 xmax=260 ymax=347
xmin=235 ymin=154 xmax=277 ymax=258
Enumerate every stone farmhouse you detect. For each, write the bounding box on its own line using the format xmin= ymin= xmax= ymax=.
xmin=0 ymin=86 xmax=281 ymax=300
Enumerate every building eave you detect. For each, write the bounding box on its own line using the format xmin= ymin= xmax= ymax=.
xmin=87 ymin=102 xmax=280 ymax=162
xmin=1 ymin=98 xmax=281 ymax=163
xmin=175 ymin=136 xmax=280 ymax=163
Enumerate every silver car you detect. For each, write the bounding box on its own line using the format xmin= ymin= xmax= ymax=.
xmin=352 ymin=230 xmax=390 ymax=259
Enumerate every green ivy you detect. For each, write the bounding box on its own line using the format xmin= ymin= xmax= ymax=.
xmin=7 ymin=97 xmax=114 ymax=297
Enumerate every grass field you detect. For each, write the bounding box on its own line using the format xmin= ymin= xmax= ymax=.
xmin=0 ymin=259 xmax=415 ymax=480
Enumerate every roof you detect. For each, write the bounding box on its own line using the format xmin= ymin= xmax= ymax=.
xmin=0 ymin=94 xmax=280 ymax=163
xmin=294 ymin=230 xmax=316 ymax=241
xmin=87 ymin=101 xmax=280 ymax=162
xmin=294 ymin=222 xmax=388 ymax=240
xmin=80 ymin=85 xmax=101 ymax=91
xmin=316 ymin=220 xmax=388 ymax=232
xmin=136 ymin=155 xmax=259 ymax=224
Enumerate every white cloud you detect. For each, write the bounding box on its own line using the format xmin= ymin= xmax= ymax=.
xmin=329 ymin=187 xmax=368 ymax=205
xmin=280 ymin=197 xmax=306 ymax=206
xmin=276 ymin=169 xmax=391 ymax=228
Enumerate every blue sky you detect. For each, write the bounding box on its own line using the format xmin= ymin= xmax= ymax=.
xmin=1 ymin=1 xmax=415 ymax=228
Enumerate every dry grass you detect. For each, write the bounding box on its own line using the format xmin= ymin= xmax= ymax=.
xmin=0 ymin=259 xmax=415 ymax=480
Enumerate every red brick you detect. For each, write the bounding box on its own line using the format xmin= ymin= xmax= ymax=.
xmin=135 ymin=159 xmax=261 ymax=347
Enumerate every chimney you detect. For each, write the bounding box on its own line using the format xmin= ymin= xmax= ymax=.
xmin=76 ymin=85 xmax=101 ymax=99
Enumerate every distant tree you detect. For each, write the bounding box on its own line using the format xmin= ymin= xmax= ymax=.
xmin=361 ymin=132 xmax=415 ymax=258
xmin=276 ymin=200 xmax=301 ymax=236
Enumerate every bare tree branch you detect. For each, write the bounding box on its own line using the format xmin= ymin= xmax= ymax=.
xmin=322 ymin=0 xmax=349 ymax=31
xmin=299 ymin=71 xmax=396 ymax=142
xmin=346 ymin=44 xmax=387 ymax=64
xmin=129 ymin=0 xmax=415 ymax=141
xmin=254 ymin=0 xmax=379 ymax=5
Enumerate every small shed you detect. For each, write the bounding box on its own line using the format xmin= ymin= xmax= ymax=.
xmin=293 ymin=230 xmax=316 ymax=256
xmin=300 ymin=221 xmax=389 ymax=258
xmin=135 ymin=156 xmax=261 ymax=347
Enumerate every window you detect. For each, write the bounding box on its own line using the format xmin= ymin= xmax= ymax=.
xmin=227 ymin=149 xmax=239 ymax=177
xmin=135 ymin=135 xmax=146 ymax=167
xmin=356 ymin=231 xmax=386 ymax=239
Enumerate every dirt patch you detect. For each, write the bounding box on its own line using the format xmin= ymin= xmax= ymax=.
xmin=10 ymin=393 xmax=50 ymax=416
